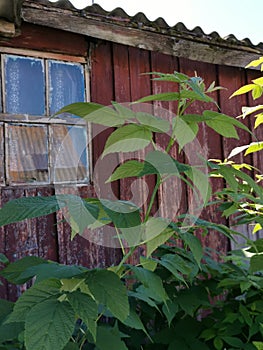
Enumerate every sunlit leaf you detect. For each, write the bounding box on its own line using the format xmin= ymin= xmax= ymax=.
xmin=246 ymin=56 xmax=263 ymax=69
xmin=255 ymin=113 xmax=263 ymax=128
xmin=252 ymin=85 xmax=263 ymax=99
xmin=230 ymin=84 xmax=255 ymax=98
xmin=245 ymin=142 xmax=263 ymax=155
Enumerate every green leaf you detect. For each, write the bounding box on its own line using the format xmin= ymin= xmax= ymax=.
xmin=222 ymin=336 xmax=244 ymax=348
xmin=95 ymin=325 xmax=128 ymax=350
xmin=185 ymin=166 xmax=211 ymax=204
xmin=67 ymin=291 xmax=97 ymax=342
xmin=128 ymin=291 xmax=159 ymax=309
xmin=112 ymin=101 xmax=135 ymax=120
xmin=135 ymin=92 xmax=180 ymax=103
xmin=205 ymin=118 xmax=238 ymax=138
xmin=159 ymin=254 xmax=192 ymax=283
xmin=142 ymin=217 xmax=170 ymax=244
xmin=172 ymin=117 xmax=199 ymax=149
xmin=203 ymin=110 xmax=251 ymax=134
xmin=146 ymin=227 xmax=174 ymax=257
xmin=144 ymin=150 xmax=188 ymax=175
xmin=0 ymin=196 xmax=63 ymax=227
xmin=101 ymin=199 xmax=141 ymax=230
xmin=239 ymin=304 xmax=252 ymax=327
xmin=230 ymin=84 xmax=255 ymax=98
xmin=162 ymin=300 xmax=178 ymax=326
xmin=86 ymin=270 xmax=129 ymax=322
xmin=66 ymin=196 xmax=99 ymax=237
xmin=7 ymin=279 xmax=62 ymax=323
xmin=136 ymin=112 xmax=170 ymax=132
xmin=0 ymin=253 xmax=9 ymax=265
xmin=214 ymin=336 xmax=223 ymax=350
xmin=245 ymin=142 xmax=263 ymax=155
xmin=63 ymin=343 xmax=79 ymax=350
xmin=0 ymin=299 xmax=14 ymax=324
xmin=151 ymin=71 xmax=189 ymax=83
xmin=106 ymin=160 xmax=144 ymax=183
xmin=139 ymin=256 xmax=157 ymax=271
xmin=102 ymin=124 xmax=152 ymax=157
xmin=54 ymin=102 xmax=125 ymax=127
xmin=25 ymin=299 xmax=76 ymax=350
xmin=180 ymin=232 xmax=203 ymax=266
xmin=247 ymin=239 xmax=263 ymax=253
xmin=122 ymin=309 xmax=148 ymax=335
xmin=0 ymin=322 xmax=24 ymax=343
xmin=0 ymin=256 xmax=46 ymax=284
xmin=253 ymin=342 xmax=263 ymax=350
xmin=130 ymin=266 xmax=168 ymax=303
xmin=249 ymin=255 xmax=263 ymax=273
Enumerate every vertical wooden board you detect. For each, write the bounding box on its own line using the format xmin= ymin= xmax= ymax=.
xmin=0 ymin=124 xmax=4 ymax=184
xmin=218 ymin=65 xmax=251 ymax=161
xmin=0 ymin=189 xmax=8 ymax=299
xmin=179 ymin=58 xmax=229 ymax=255
xmin=25 ymin=187 xmax=58 ymax=261
xmin=151 ymin=52 xmax=188 ymax=221
xmin=2 ymin=188 xmax=35 ymax=301
xmin=90 ymin=41 xmax=119 ymax=198
xmin=89 ymin=40 xmax=122 ymax=266
xmin=128 ymin=47 xmax=156 ymax=214
xmin=112 ymin=43 xmax=132 ymax=204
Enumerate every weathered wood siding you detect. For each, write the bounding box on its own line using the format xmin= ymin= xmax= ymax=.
xmin=0 ymin=24 xmax=263 ymax=299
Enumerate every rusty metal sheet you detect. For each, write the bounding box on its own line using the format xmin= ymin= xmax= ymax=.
xmin=51 ymin=124 xmax=88 ymax=183
xmin=6 ymin=123 xmax=49 ymax=184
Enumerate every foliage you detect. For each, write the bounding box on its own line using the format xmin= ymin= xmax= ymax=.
xmin=0 ymin=69 xmax=262 ymax=350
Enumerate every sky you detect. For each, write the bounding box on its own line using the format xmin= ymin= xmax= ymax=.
xmin=49 ymin=0 xmax=263 ymax=45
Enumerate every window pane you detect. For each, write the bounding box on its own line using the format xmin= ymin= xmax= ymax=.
xmin=49 ymin=61 xmax=85 ymax=115
xmin=51 ymin=125 xmax=88 ymax=183
xmin=4 ymin=55 xmax=45 ymax=115
xmin=0 ymin=123 xmax=4 ymax=184
xmin=7 ymin=124 xmax=48 ymax=183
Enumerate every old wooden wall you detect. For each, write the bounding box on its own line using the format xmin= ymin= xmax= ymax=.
xmin=0 ymin=24 xmax=262 ymax=300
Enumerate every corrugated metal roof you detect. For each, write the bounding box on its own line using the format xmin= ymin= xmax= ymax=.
xmin=41 ymin=0 xmax=263 ymax=49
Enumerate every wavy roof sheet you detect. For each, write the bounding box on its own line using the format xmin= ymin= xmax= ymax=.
xmin=42 ymin=0 xmax=262 ymax=48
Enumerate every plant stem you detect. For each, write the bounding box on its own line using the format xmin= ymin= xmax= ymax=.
xmin=116 ymin=246 xmax=136 ymax=272
xmin=145 ymin=174 xmax=162 ymax=222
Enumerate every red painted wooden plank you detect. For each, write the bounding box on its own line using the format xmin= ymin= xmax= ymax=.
xmin=151 ymin=52 xmax=188 ymax=222
xmin=2 ymin=188 xmax=33 ymax=301
xmin=25 ymin=187 xmax=58 ymax=261
xmin=0 ymin=189 xmax=8 ymax=299
xmin=179 ymin=58 xmax=229 ymax=255
xmin=0 ymin=23 xmax=88 ymax=56
xmin=89 ymin=40 xmax=122 ymax=264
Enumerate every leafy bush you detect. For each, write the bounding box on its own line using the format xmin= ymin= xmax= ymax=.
xmin=0 ymin=68 xmax=262 ymax=350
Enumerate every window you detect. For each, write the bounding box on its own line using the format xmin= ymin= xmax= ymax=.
xmin=0 ymin=49 xmax=89 ymax=185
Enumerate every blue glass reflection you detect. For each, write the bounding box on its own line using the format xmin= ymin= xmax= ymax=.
xmin=5 ymin=55 xmax=45 ymax=115
xmin=49 ymin=61 xmax=85 ymax=115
